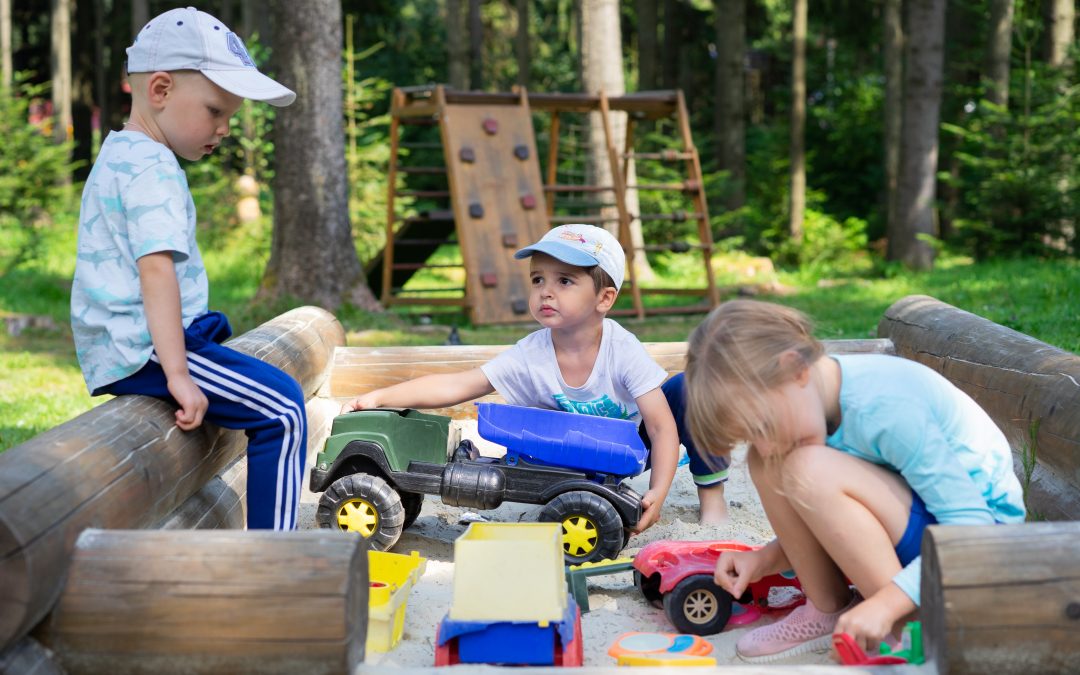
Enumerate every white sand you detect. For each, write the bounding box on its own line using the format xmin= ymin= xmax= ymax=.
xmin=299 ymin=420 xmax=835 ymax=668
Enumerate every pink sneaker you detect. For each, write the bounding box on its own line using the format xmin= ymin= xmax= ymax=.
xmin=736 ymin=595 xmax=860 ymax=663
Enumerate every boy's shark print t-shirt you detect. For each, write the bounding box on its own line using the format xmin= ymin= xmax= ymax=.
xmin=71 ymin=130 xmax=208 ymax=393
xmin=481 ymin=318 xmax=667 ymax=421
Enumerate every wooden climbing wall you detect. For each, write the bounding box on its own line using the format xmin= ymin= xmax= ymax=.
xmin=438 ymin=95 xmax=550 ymax=325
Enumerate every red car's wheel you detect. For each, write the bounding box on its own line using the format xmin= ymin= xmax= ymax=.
xmin=663 ymin=574 xmax=734 ymax=635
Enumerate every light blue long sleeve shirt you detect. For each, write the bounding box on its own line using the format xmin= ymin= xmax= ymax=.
xmin=825 ymin=354 xmax=1026 ymax=605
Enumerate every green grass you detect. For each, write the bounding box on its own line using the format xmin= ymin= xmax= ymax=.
xmin=2 ymin=211 xmax=1078 ymax=452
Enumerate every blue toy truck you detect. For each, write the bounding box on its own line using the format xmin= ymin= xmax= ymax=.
xmin=309 ymin=403 xmax=648 ymax=564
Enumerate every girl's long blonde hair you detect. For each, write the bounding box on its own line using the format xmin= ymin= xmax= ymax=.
xmin=685 ymin=300 xmax=823 ymax=458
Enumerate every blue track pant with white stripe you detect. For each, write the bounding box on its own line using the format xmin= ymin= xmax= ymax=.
xmin=101 ymin=311 xmax=307 ymax=530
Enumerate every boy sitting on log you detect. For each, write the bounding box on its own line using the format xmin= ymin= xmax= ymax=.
xmin=70 ymin=7 xmax=304 ymax=530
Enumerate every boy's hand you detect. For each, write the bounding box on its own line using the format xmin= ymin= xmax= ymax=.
xmin=340 ymin=391 xmax=380 ymax=414
xmin=167 ymin=373 xmax=208 ymax=431
xmin=631 ymin=488 xmax=665 ymax=533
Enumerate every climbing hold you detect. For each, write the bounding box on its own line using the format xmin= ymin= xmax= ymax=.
xmin=482 ymin=118 xmax=498 ymax=135
xmin=511 ymin=299 xmax=528 ymax=314
xmin=502 ymin=233 xmax=519 ymax=247
xmin=460 ymin=147 xmax=476 ymax=163
xmin=520 ymin=194 xmax=537 ymax=210
xmin=480 ymin=272 xmax=498 ymax=288
xmin=469 ymin=203 xmax=484 ymax=219
xmin=513 ymin=144 xmax=529 ymax=160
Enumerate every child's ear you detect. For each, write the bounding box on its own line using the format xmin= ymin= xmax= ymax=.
xmin=778 ymin=350 xmax=811 ymax=385
xmin=146 ymin=71 xmax=175 ymax=107
xmin=596 ymin=286 xmax=618 ymax=312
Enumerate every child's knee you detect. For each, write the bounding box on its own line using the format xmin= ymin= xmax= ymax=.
xmin=781 ymin=445 xmax=836 ymax=498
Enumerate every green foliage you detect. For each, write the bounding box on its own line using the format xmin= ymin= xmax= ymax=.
xmin=942 ymin=63 xmax=1079 ymax=258
xmin=1018 ymin=418 xmax=1043 ymax=521
xmin=0 ymin=76 xmax=81 ymax=272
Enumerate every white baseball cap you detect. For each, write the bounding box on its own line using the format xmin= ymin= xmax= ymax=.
xmin=514 ymin=224 xmax=626 ymax=289
xmin=126 ymin=7 xmax=296 ymax=107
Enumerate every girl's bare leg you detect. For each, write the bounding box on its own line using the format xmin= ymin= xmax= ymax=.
xmin=780 ymin=445 xmax=912 ymax=599
xmin=748 ymin=448 xmax=851 ymax=612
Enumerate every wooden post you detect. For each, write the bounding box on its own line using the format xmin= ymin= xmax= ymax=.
xmin=0 ymin=306 xmax=345 ymax=652
xmin=38 ymin=529 xmax=368 ymax=675
xmin=327 ymin=338 xmax=894 ymax=419
xmin=922 ymin=522 xmax=1080 ymax=674
xmin=878 ymin=294 xmax=1080 ymax=520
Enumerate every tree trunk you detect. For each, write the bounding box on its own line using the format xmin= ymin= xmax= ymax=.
xmin=883 ymin=0 xmax=903 ymax=244
xmin=1044 ymin=0 xmax=1075 ymax=67
xmin=635 ymin=0 xmax=657 ymax=91
xmin=50 ymin=0 xmax=72 ymax=148
xmin=447 ymin=0 xmax=468 ymax=89
xmin=263 ymin=0 xmax=378 ymax=311
xmin=714 ymin=0 xmax=745 ymax=212
xmin=581 ymin=0 xmax=651 ymax=280
xmin=71 ymin=0 xmax=95 ymax=181
xmin=661 ymin=0 xmax=678 ymax=89
xmin=515 ymin=0 xmax=529 ymax=87
xmin=1 ymin=0 xmax=11 ymax=89
xmin=131 ymin=0 xmax=148 ymax=38
xmin=890 ymin=0 xmax=945 ymax=270
xmin=788 ymin=0 xmax=806 ymax=243
xmin=986 ymin=0 xmax=1014 ymax=107
xmin=92 ymin=0 xmax=110 ymax=135
xmin=468 ymin=0 xmax=482 ymax=90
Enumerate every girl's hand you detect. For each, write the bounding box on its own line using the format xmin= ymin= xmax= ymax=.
xmin=833 ymin=587 xmax=911 ymax=655
xmin=714 ymin=549 xmax=767 ymax=599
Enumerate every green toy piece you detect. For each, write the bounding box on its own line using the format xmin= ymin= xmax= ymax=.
xmin=565 ymin=557 xmax=636 ymax=613
xmin=879 ymin=621 xmax=924 ymax=665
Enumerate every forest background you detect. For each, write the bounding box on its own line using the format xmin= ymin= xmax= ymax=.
xmin=0 ymin=0 xmax=1077 ymax=451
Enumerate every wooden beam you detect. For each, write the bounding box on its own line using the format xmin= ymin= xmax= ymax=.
xmin=878 ymin=294 xmax=1080 ymax=520
xmin=327 ymin=339 xmax=895 ymax=419
xmin=0 ymin=306 xmax=345 ymax=652
xmin=922 ymin=522 xmax=1080 ymax=674
xmin=37 ymin=529 xmax=367 ymax=675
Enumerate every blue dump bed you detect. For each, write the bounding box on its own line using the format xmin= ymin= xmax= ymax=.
xmin=476 ymin=403 xmax=648 ymax=478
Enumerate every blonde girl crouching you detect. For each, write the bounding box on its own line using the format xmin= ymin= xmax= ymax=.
xmin=684 ymin=299 xmax=1025 ymax=662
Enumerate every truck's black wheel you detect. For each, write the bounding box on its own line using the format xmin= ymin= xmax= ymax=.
xmin=400 ymin=490 xmax=424 ymax=530
xmin=662 ymin=574 xmax=733 ymax=635
xmin=316 ymin=473 xmax=404 ymax=550
xmin=539 ymin=491 xmax=624 ymax=565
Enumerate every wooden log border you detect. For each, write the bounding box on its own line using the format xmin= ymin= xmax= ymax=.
xmin=922 ymin=522 xmax=1080 ymax=675
xmin=37 ymin=529 xmax=368 ymax=675
xmin=0 ymin=306 xmax=345 ymax=652
xmin=878 ymin=294 xmax=1080 ymax=521
xmin=327 ymin=338 xmax=896 ymax=420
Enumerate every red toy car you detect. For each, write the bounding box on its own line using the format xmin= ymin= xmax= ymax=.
xmin=633 ymin=540 xmax=805 ymax=635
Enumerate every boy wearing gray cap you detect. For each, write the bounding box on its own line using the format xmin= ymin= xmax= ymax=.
xmin=71 ymin=7 xmax=302 ymax=530
xmin=343 ymin=224 xmax=680 ymax=533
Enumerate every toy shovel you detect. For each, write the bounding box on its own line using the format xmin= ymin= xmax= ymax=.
xmin=833 ymin=633 xmax=908 ymax=666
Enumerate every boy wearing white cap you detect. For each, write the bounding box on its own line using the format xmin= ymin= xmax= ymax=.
xmin=71 ymin=7 xmax=303 ymax=530
xmin=342 ymin=224 xmax=680 ymax=533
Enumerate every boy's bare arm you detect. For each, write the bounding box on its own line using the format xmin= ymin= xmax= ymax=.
xmin=138 ymin=252 xmax=208 ymax=430
xmin=341 ymin=367 xmax=495 ymax=413
xmin=632 ymin=386 xmax=679 ymax=533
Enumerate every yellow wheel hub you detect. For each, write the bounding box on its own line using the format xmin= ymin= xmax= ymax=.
xmin=683 ymin=589 xmax=718 ymax=624
xmin=561 ymin=514 xmax=598 ymax=557
xmin=337 ymin=498 xmax=378 ymax=536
